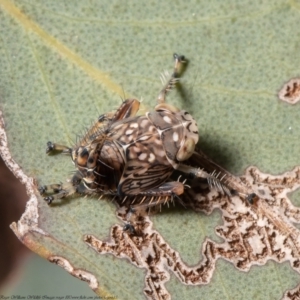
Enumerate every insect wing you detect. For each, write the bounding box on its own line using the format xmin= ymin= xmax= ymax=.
xmin=147 ymin=110 xmax=184 ymax=162
xmin=118 ymin=138 xmax=173 ymax=196
xmin=118 ymin=161 xmax=173 ymax=196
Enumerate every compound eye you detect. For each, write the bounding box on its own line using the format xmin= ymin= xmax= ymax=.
xmin=98 ymin=114 xmax=106 ymax=122
xmin=176 ymin=137 xmax=195 ymax=161
xmin=87 ymin=149 xmax=98 ymax=169
xmin=77 ymin=147 xmax=89 ymax=166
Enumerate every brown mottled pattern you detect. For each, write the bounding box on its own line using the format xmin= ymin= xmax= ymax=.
xmin=73 ymin=105 xmax=198 ymax=197
xmin=40 ymin=56 xmax=205 ymax=205
xmin=109 ymin=115 xmax=174 ymax=195
xmin=147 ymin=110 xmax=198 ymax=164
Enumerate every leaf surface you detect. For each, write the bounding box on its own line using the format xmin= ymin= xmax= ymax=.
xmin=1 ymin=0 xmax=300 ymax=299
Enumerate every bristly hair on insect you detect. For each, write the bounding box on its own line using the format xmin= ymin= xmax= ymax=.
xmin=39 ymin=54 xmax=248 ymax=212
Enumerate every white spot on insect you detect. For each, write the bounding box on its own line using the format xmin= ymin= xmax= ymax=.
xmin=173 ymin=132 xmax=179 ymax=142
xmin=149 ymin=125 xmax=156 ymax=132
xmin=139 ymin=135 xmax=150 ymax=141
xmin=138 ymin=153 xmax=147 ymax=160
xmin=126 ymin=129 xmax=134 ymax=135
xmin=132 ymin=146 xmax=140 ymax=153
xmin=130 ymin=123 xmax=138 ymax=128
xmin=163 ymin=115 xmax=172 ymax=124
xmin=148 ymin=153 xmax=155 ymax=163
xmin=157 ymin=149 xmax=165 ymax=157
xmin=120 ymin=135 xmax=132 ymax=144
xmin=140 ymin=119 xmax=149 ymax=127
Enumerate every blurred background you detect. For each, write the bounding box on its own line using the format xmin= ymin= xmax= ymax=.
xmin=0 ymin=157 xmax=95 ymax=296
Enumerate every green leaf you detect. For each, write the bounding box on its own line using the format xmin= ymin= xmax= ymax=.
xmin=1 ymin=0 xmax=300 ymax=299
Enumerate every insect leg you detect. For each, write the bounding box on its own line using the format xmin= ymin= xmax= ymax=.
xmin=189 ymin=150 xmax=257 ymax=200
xmin=39 ymin=182 xmax=77 ymax=204
xmin=38 ymin=183 xmax=63 ymax=195
xmin=138 ymin=181 xmax=185 ymax=198
xmin=122 ymin=181 xmax=187 ymax=235
xmin=157 ymin=53 xmax=185 ymax=103
xmin=46 ymin=141 xmax=72 ymax=155
xmin=39 ymin=171 xmax=83 ymax=204
xmin=174 ymin=163 xmax=233 ymax=196
xmin=123 ymin=181 xmax=185 ymax=210
xmin=39 ymin=180 xmax=100 ymax=205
